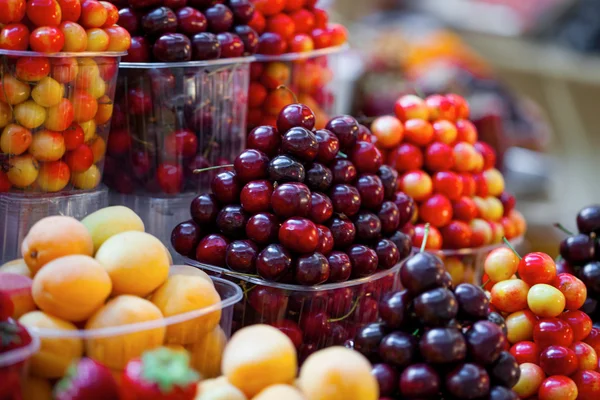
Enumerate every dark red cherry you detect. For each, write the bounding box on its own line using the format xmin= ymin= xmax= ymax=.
xmin=205 ymin=3 xmax=233 ymax=32
xmin=354 ymin=211 xmax=382 ymax=242
xmin=281 ymin=127 xmax=318 ymax=162
xmin=229 ymin=0 xmax=254 ymax=24
xmin=394 ymin=192 xmax=416 ymax=227
xmin=305 ymin=163 xmax=332 ymax=192
xmin=141 ymin=7 xmax=177 ymax=37
xmin=315 ymin=129 xmax=340 ymax=164
xmin=279 ymin=217 xmax=319 ymax=253
xmin=233 ymin=149 xmax=269 ymax=183
xmin=328 ymin=215 xmax=356 ymax=249
xmin=171 ymin=220 xmax=202 ymax=257
xmin=216 ymin=204 xmax=248 ymax=238
xmin=330 ymin=158 xmax=357 ymax=184
xmin=376 ymin=239 xmax=400 ymax=269
xmin=378 ymin=165 xmax=399 ymax=200
xmin=211 ymin=171 xmax=241 ymax=205
xmin=356 ymin=174 xmax=384 ymax=210
xmin=349 ymin=141 xmax=383 ymax=174
xmin=308 ymin=192 xmax=333 ymax=224
xmin=300 ymin=311 xmax=331 ymax=341
xmin=389 ymin=231 xmax=413 ymax=260
xmin=256 ymin=244 xmax=292 ymax=281
xmin=240 ymin=180 xmax=273 ymax=213
xmin=295 ymin=252 xmax=330 ymax=285
xmin=348 ymin=245 xmax=379 ymax=277
xmin=246 ymin=213 xmax=279 ymax=245
xmin=277 ymin=103 xmax=316 ymax=133
xmin=248 ymin=285 xmax=288 ymax=321
xmin=268 ymin=155 xmax=305 ymax=183
xmin=315 ymin=224 xmax=334 ymax=255
xmin=247 ymin=126 xmax=280 ymax=156
xmin=225 ymin=239 xmax=258 ymax=273
xmin=329 ymin=184 xmax=361 ymax=216
xmin=271 ymin=182 xmax=311 ymax=218
xmin=190 ymin=193 xmax=219 ymax=225
xmin=328 ymin=251 xmax=352 ymax=282
xmin=378 ymin=201 xmax=401 ymax=234
xmin=195 ymin=233 xmax=229 ymax=266
xmin=257 ymin=32 xmax=286 ymax=55
xmin=325 ymin=115 xmax=359 ymax=150
xmin=192 ymin=32 xmax=221 ymax=60
xmin=217 ymin=32 xmax=244 ymax=58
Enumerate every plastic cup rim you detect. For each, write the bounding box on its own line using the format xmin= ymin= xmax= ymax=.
xmin=0 ymin=49 xmax=126 ymax=58
xmin=119 ymin=56 xmax=256 ymax=69
xmin=0 ymin=335 xmax=40 ymax=368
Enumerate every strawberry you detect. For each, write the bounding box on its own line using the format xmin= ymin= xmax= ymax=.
xmin=54 ymin=358 xmax=119 ymax=400
xmin=0 ymin=291 xmax=14 ymax=321
xmin=0 ymin=319 xmax=32 ymax=354
xmin=121 ymin=347 xmax=200 ymax=400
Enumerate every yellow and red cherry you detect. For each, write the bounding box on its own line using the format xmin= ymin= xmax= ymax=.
xmin=288 ymin=33 xmax=314 ymax=53
xmin=394 ymin=94 xmax=429 ymax=122
xmin=474 ymin=141 xmax=497 ymax=169
xmin=85 ymin=28 xmax=109 ymax=51
xmin=14 ymin=100 xmax=46 ymax=130
xmin=80 ymin=0 xmax=108 ymax=29
xmin=95 ymin=95 xmax=113 ymax=125
xmin=30 ymin=26 xmax=65 ymax=53
xmin=7 ymin=154 xmax=39 ymax=188
xmin=64 ymin=144 xmax=94 ymax=173
xmin=37 ymin=160 xmax=71 ymax=192
xmin=51 ymin=57 xmax=79 ymax=83
xmin=63 ymin=123 xmax=84 ymax=150
xmin=89 ymin=136 xmax=105 ymax=163
xmin=71 ymin=164 xmax=101 ymax=189
xmin=528 ymin=284 xmax=565 ymax=318
xmin=59 ymin=21 xmax=87 ymax=52
xmin=419 ymin=194 xmax=453 ymax=228
xmin=0 ymin=102 xmax=12 ymax=129
xmin=570 ymin=342 xmax=598 ymax=371
xmin=413 ymin=224 xmax=442 ymax=250
xmin=452 ymin=142 xmax=479 ymax=172
xmin=573 ymin=370 xmax=600 ymax=400
xmin=31 ymin=77 xmax=64 ymax=107
xmin=70 ymin=91 xmax=98 ymax=123
xmin=510 ymin=341 xmax=540 ymax=365
xmin=485 ymin=247 xmax=519 ymax=282
xmin=45 ymin=98 xmax=74 ymax=131
xmin=432 ymin=120 xmax=457 ymax=144
xmin=328 ymin=23 xmax=347 ymax=46
xmin=553 ymin=273 xmax=587 ymax=311
xmin=105 ymin=26 xmax=131 ymax=52
xmin=26 ymin=0 xmax=62 ymax=27
xmin=100 ymin=1 xmax=118 ymax=27
xmin=491 ymin=279 xmax=530 ymax=314
xmin=15 ymin=56 xmax=50 ymax=82
xmin=0 ymin=124 xmax=32 ymax=155
xmin=0 ymin=0 xmax=25 ymax=24
xmin=96 ymin=57 xmax=118 ymax=81
xmin=447 ymin=94 xmax=470 ymax=119
xmin=455 ymin=119 xmax=478 ymax=144
xmin=399 ymin=170 xmax=432 ymax=202
xmin=483 ymin=168 xmax=505 ymax=197
xmin=29 ymin=129 xmax=65 ymax=161
xmin=403 ymin=119 xmax=434 ymax=146
xmin=0 ymin=23 xmax=30 ymax=51
xmin=518 ymin=252 xmax=557 ymax=286
xmin=512 ymin=363 xmax=544 ymax=399
xmin=371 ymin=115 xmax=403 ymax=149
xmin=470 ymin=218 xmax=493 ymax=247
xmin=57 ymin=0 xmax=81 ymax=21
xmin=0 ymin=75 xmax=30 ymax=105
xmin=538 ymin=375 xmax=578 ymax=400
xmin=425 ymin=94 xmax=457 ymax=122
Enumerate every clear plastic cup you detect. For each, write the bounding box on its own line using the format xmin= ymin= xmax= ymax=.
xmin=103 ymin=57 xmax=254 ymax=196
xmin=186 ymin=254 xmax=409 ymax=363
xmin=0 ymin=334 xmax=40 ymax=399
xmin=23 ymin=276 xmax=242 ymax=389
xmin=248 ymin=45 xmax=348 ymax=131
xmin=0 ymin=50 xmax=125 ymax=193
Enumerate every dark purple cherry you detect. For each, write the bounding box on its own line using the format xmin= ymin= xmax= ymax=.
xmin=305 ymin=163 xmax=332 ymax=192
xmin=378 ymin=201 xmax=400 ymax=234
xmin=171 ymin=220 xmax=201 ymax=257
xmin=379 ymin=332 xmax=415 ymax=368
xmin=308 ymin=192 xmax=333 ymax=224
xmin=271 ymin=182 xmax=311 ymax=218
xmin=377 ymin=165 xmax=399 ymax=200
xmin=376 ymin=239 xmax=399 ymax=269
xmin=414 ymin=287 xmax=459 ymax=326
xmin=400 ymin=252 xmax=446 ymax=295
xmin=465 ymin=321 xmax=506 ymax=365
xmin=233 ymin=149 xmax=269 ymax=183
xmin=225 ymin=239 xmax=258 ymax=273
xmin=489 ymin=386 xmax=519 ymax=400
xmin=394 ymin=192 xmax=416 ymax=227
xmin=329 ymin=158 xmax=357 ymax=184
xmin=153 ymin=33 xmax=192 ymax=62
xmin=454 ymin=283 xmax=490 ymax=321
xmin=489 ymin=351 xmax=520 ymax=388
xmin=141 ymin=7 xmax=177 ymax=36
xmin=348 ymin=245 xmax=378 ymax=277
xmin=256 ymin=244 xmax=292 ymax=281
xmin=389 ymin=230 xmax=412 ymax=260
xmin=205 ymin=3 xmax=233 ymax=32
xmin=577 ymin=205 xmax=600 ymax=234
xmin=295 ymin=252 xmax=330 ymax=285
xmin=233 ymin=25 xmax=258 ymax=55
xmin=315 ymin=225 xmax=334 ymax=256
xmin=327 ymin=251 xmax=352 ymax=282
xmin=245 ymin=213 xmax=278 ymax=245
xmin=240 ymin=180 xmax=273 ymax=213
xmin=354 ymin=211 xmax=382 ymax=241
xmin=195 ymin=233 xmax=229 ymax=266
xmin=176 ymin=6 xmax=207 ymax=35
xmin=281 ymin=127 xmax=318 ymax=161
xmin=328 ymin=215 xmax=356 ymax=249
xmin=229 ymin=0 xmax=254 ymax=24
xmin=268 ymin=155 xmax=305 ymax=183
xmin=445 ymin=363 xmax=490 ymax=400
xmin=118 ymin=8 xmax=140 ymax=34
xmin=379 ymin=290 xmax=410 ymax=329
xmin=329 ymin=184 xmax=361 ymax=216
xmin=560 ymin=233 xmax=595 ymax=265
xmin=190 ymin=193 xmax=219 ymax=225
xmin=372 ymin=364 xmax=398 ymax=397
xmin=247 ymin=126 xmax=280 ymax=156
xmin=355 ymin=174 xmax=384 ymax=210
xmin=211 ymin=171 xmax=241 ymax=205
xmin=192 ymin=32 xmax=221 ymax=60
xmin=419 ymin=327 xmax=467 ymax=364
xmin=277 ymin=103 xmax=316 ymax=133
xmin=217 ymin=32 xmax=244 ymax=58
xmin=315 ymin=129 xmax=339 ymax=163
xmin=399 ymin=364 xmax=440 ymax=398
xmin=354 ymin=323 xmax=386 ymax=359
xmin=216 ymin=205 xmax=248 ymax=238
xmin=325 ymin=115 xmax=359 ymax=150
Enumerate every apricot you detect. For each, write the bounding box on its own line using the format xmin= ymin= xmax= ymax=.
xmin=169 ymin=265 xmax=213 ymax=285
xmin=186 ymin=325 xmax=226 ymax=378
xmin=81 ymin=206 xmax=145 ymax=253
xmin=253 ymin=385 xmax=306 ymax=400
xmin=32 ymin=255 xmax=111 ymax=322
xmin=95 ymin=231 xmax=169 ymax=297
xmin=22 ymin=376 xmax=53 ymax=400
xmin=0 ymin=272 xmax=35 ymax=318
xmin=21 ymin=216 xmax=94 ymax=276
xmin=298 ymin=346 xmax=378 ymax=400
xmin=150 ymin=275 xmax=221 ymax=344
xmin=19 ymin=311 xmax=84 ymax=379
xmin=222 ymin=325 xmax=297 ymax=397
xmin=84 ymin=295 xmax=166 ymax=370
xmin=0 ymin=258 xmax=31 ymax=277
xmin=196 ymin=377 xmax=247 ymax=400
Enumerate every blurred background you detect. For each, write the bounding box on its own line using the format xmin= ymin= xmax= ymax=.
xmin=324 ymin=0 xmax=600 ymax=256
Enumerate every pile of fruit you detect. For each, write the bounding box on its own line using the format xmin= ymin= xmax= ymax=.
xmin=246 ymin=0 xmax=348 ymax=130
xmin=555 ymin=205 xmax=600 ymax=321
xmin=353 ymin=243 xmax=520 ymax=399
xmin=0 ymin=206 xmax=233 ymax=395
xmin=117 ymin=0 xmax=260 ymax=63
xmin=0 ymin=0 xmax=132 ymax=193
xmin=483 ymin=244 xmax=600 ymax=399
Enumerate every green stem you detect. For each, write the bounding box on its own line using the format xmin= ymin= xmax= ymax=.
xmin=193 ymin=164 xmax=234 ymax=174
xmin=328 ymin=295 xmax=363 ymax=323
xmin=503 ymin=237 xmax=522 ymax=260
xmin=412 ymin=328 xmax=420 ymax=336
xmin=554 ymin=223 xmax=574 ymax=236
xmin=480 ymin=278 xmax=490 ymax=289
xmin=420 ymin=223 xmax=431 ymax=253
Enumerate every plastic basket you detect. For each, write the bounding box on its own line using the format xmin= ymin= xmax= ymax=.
xmin=0 ymin=50 xmax=125 ymax=193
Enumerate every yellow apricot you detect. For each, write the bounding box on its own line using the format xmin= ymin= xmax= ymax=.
xmin=186 ymin=325 xmax=226 ymax=379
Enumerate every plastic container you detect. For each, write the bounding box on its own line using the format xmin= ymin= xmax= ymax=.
xmin=103 ymin=57 xmax=253 ymax=196
xmin=186 ymin=256 xmax=407 ymax=362
xmin=0 ymin=334 xmax=40 ymax=399
xmin=423 ymin=236 xmax=525 ymax=285
xmin=0 ymin=186 xmax=109 ymax=264
xmin=22 ymin=275 xmax=242 ymax=388
xmin=0 ymin=50 xmax=125 ymax=193
xmin=248 ymin=46 xmax=348 ymax=131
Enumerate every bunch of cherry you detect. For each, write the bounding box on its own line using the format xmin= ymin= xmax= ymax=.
xmin=117 ymin=0 xmax=260 ymax=62
xmin=555 ymin=205 xmax=600 ymax=320
xmin=172 ymin=100 xmax=414 ymax=284
xmin=353 ymin=249 xmax=520 ymax=400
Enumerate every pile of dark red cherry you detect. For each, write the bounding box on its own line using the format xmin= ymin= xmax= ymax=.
xmin=171 ymin=102 xmax=415 ymax=286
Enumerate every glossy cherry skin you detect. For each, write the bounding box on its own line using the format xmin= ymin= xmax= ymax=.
xmin=355 ymin=174 xmax=384 ymax=210
xmin=445 ymin=363 xmax=490 ymax=400
xmin=142 ymin=7 xmax=177 ymax=36
xmin=399 ymin=364 xmax=441 ymax=398
xmin=419 ymin=327 xmax=467 ymax=364
xmin=233 ymin=149 xmax=269 ymax=183
xmin=315 ymin=129 xmax=340 ymax=163
xmin=465 ymin=320 xmax=507 ymax=364
xmin=153 ymin=33 xmax=192 ymax=62
xmin=539 ymin=345 xmax=578 ymax=376
xmin=305 ymin=163 xmax=332 ymax=192
xmin=216 ymin=205 xmax=248 ymax=239
xmin=281 ymin=127 xmax=318 ymax=161
xmin=378 ymin=165 xmax=399 ymax=200
xmin=534 ymin=318 xmax=574 ymax=349
xmin=171 ymin=220 xmax=202 ymax=257
xmin=295 ymin=252 xmax=330 ymax=285
xmin=229 ymin=0 xmax=254 ymax=24
xmin=205 ymin=3 xmax=233 ymax=32
xmin=379 ymin=290 xmax=410 ymax=329
xmin=257 ymin=31 xmax=286 ymax=55
xmin=372 ymin=363 xmax=398 ymax=397
xmin=354 ymin=322 xmax=386 ymax=359
xmin=279 ymin=217 xmax=319 ymax=254
xmin=329 ymin=184 xmax=361 ymax=216
xmin=233 ymin=25 xmax=258 ymax=56
xmin=248 ymin=285 xmax=288 ymax=321
xmin=245 ymin=212 xmax=279 ymax=245
xmin=192 ymin=32 xmax=221 ymax=60
xmin=240 ymin=180 xmax=273 ymax=213
xmin=271 ymin=182 xmax=311 ymax=218
xmin=349 ymin=141 xmax=383 ymax=174
xmin=378 ymin=201 xmax=401 ymax=234
xmin=190 ymin=193 xmax=219 ymax=225
xmin=268 ymin=155 xmax=305 ymax=183
xmin=176 ymin=6 xmax=207 ymax=35
xmin=328 ymin=215 xmax=356 ymax=249
xmin=389 ymin=231 xmax=412 ymax=260
xmin=308 ymin=192 xmax=333 ymax=224
xmin=216 ymin=32 xmax=244 ymax=58
xmin=225 ymin=239 xmax=258 ymax=273
xmin=256 ymin=244 xmax=292 ymax=281
xmin=211 ymin=171 xmax=241 ymax=204
xmin=354 ymin=211 xmax=382 ymax=242
xmin=315 ymin=225 xmax=334 ymax=256
xmin=195 ymin=233 xmax=229 ymax=266
xmin=376 ymin=239 xmax=400 ymax=269
xmin=277 ymin=103 xmax=316 ymax=133
xmin=348 ymin=245 xmax=378 ymax=278
xmin=327 ymin=251 xmax=352 ymax=282
xmin=247 ymin=125 xmax=280 ymax=156
xmin=394 ymin=191 xmax=416 ymax=227
xmin=454 ymin=283 xmax=489 ymax=321
xmin=329 ymin=158 xmax=357 ymax=184
xmin=325 ymin=115 xmax=359 ymax=150
xmin=400 ymin=252 xmax=446 ymax=295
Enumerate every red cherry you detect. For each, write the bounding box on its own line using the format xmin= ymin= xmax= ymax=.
xmin=0 ymin=23 xmax=30 ymax=51
xmin=539 ymin=345 xmax=578 ymax=376
xmin=157 ymin=162 xmax=183 ymax=194
xmin=446 ymin=94 xmax=470 ymax=119
xmin=518 ymin=252 xmax=557 ymax=286
xmin=559 ymin=310 xmax=592 ymax=342
xmin=248 ymin=10 xmax=266 ymax=34
xmin=432 ymin=171 xmax=463 ymax=201
xmin=27 ymin=0 xmax=62 ymax=27
xmin=418 ymin=194 xmax=452 ymax=228
xmin=413 ymin=224 xmax=442 ymax=250
xmin=424 ymin=142 xmax=455 ymax=172
xmin=279 ymin=217 xmax=318 ymax=254
xmin=474 ymin=141 xmax=497 ymax=170
xmin=534 ymin=318 xmax=574 ymax=349
xmin=455 ymin=119 xmax=477 ymax=144
xmin=387 ymin=143 xmax=423 ymax=172
xmin=440 ymin=220 xmax=472 ymax=249
xmin=310 ymin=27 xmax=331 ymax=49
xmin=271 ymin=320 xmax=303 ymax=349
xmin=266 ymin=13 xmax=295 ymax=40
xmin=0 ymin=292 xmax=14 ymax=320
xmin=64 ymin=144 xmax=94 ymax=173
xmin=572 ymin=370 xmax=600 ymax=400
xmin=106 ymin=129 xmax=131 ymax=156
xmin=509 ymin=341 xmax=540 ymax=364
xmin=459 ymin=173 xmax=476 ymax=197
xmin=29 ymin=26 xmax=65 ymax=53
xmin=473 ymin=172 xmax=489 ymax=197
xmin=289 ymin=9 xmax=314 ymax=34
xmin=425 ymin=94 xmax=457 ymax=121
xmin=349 ymin=141 xmax=383 ymax=174
xmin=452 ymin=196 xmax=478 ymax=222
xmin=164 ymin=129 xmax=198 ymax=159
xmin=252 ymin=0 xmax=285 ymax=16
xmin=63 ymin=123 xmax=85 ymax=150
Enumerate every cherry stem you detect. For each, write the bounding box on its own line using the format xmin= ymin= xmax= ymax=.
xmin=337 ymin=152 xmax=348 ymax=159
xmin=420 ymin=223 xmax=431 ymax=253
xmin=193 ymin=164 xmax=234 ymax=174
xmin=412 ymin=328 xmax=420 ymax=336
xmin=503 ymin=237 xmax=522 ymax=260
xmin=554 ymin=223 xmax=574 ymax=236
xmin=480 ymin=279 xmax=490 ymax=289
xmin=276 ymin=85 xmax=299 ymax=104
xmin=328 ymin=294 xmax=363 ymax=323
